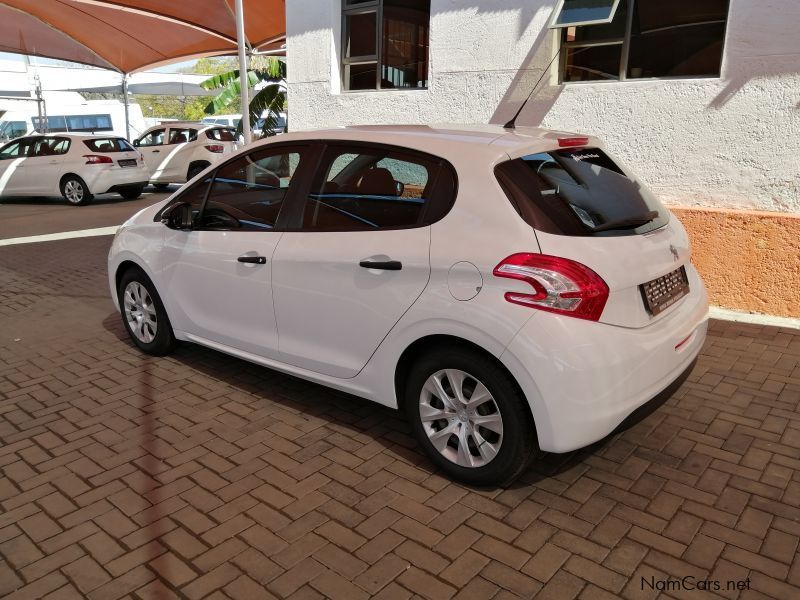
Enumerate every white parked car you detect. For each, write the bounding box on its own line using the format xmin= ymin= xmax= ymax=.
xmin=133 ymin=123 xmax=237 ymax=189
xmin=0 ymin=133 xmax=149 ymax=205
xmin=108 ymin=125 xmax=709 ymax=485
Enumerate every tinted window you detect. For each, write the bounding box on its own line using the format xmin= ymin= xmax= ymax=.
xmin=65 ymin=114 xmax=113 ymax=132
xmin=552 ymin=0 xmax=621 ymax=26
xmin=200 ymin=148 xmax=301 ymax=231
xmin=495 ymin=147 xmax=669 ymax=236
xmin=301 ymin=145 xmax=455 ymax=231
xmin=342 ymin=0 xmax=430 ymax=90
xmin=0 ymin=121 xmax=27 ymax=140
xmin=0 ymin=138 xmax=33 ymax=159
xmin=138 ymin=129 xmax=165 ymax=146
xmin=82 ymin=138 xmax=134 ymax=152
xmin=156 ymin=176 xmax=211 ymax=226
xmin=206 ymin=128 xmax=236 ymax=142
xmin=32 ymin=116 xmax=68 ymax=133
xmin=31 ymin=137 xmax=70 ymax=157
xmin=561 ymin=0 xmax=729 ymax=82
xmin=168 ymin=128 xmax=197 ymax=144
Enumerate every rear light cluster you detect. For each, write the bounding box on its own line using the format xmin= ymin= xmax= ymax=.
xmin=205 ymin=144 xmax=224 ymax=153
xmin=493 ymin=253 xmax=609 ymax=321
xmin=83 ymin=154 xmax=113 ymax=164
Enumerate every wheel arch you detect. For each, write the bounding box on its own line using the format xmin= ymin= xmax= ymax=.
xmin=187 ymin=160 xmax=211 ymax=180
xmin=393 ymin=334 xmax=538 ymax=442
xmin=59 ymin=172 xmax=89 ymax=193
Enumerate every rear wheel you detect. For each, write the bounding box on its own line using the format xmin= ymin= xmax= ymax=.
xmin=119 ymin=185 xmax=144 ymax=200
xmin=118 ymin=267 xmax=176 ymax=356
xmin=405 ymin=346 xmax=536 ymax=486
xmin=61 ymin=175 xmax=93 ymax=206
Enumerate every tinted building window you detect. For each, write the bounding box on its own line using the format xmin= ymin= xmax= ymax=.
xmin=559 ymin=0 xmax=729 ymax=82
xmin=342 ymin=0 xmax=430 ymax=90
xmin=200 ymin=149 xmax=301 ymax=231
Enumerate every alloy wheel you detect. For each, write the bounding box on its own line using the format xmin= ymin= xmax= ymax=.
xmin=419 ymin=369 xmax=504 ymax=468
xmin=123 ymin=281 xmax=157 ymax=344
xmin=64 ymin=180 xmax=84 ymax=204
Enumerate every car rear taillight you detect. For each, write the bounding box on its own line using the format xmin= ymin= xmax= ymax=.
xmin=558 ymin=137 xmax=589 ymax=147
xmin=83 ymin=154 xmax=113 ymax=164
xmin=204 ymin=144 xmax=224 ymax=153
xmin=493 ymin=253 xmax=609 ymax=321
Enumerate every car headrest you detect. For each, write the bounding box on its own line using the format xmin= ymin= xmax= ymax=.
xmin=357 ymin=168 xmax=396 ymax=196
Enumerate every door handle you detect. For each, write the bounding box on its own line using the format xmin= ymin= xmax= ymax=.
xmin=359 ymin=260 xmax=402 ymax=271
xmin=238 ymin=255 xmax=266 ymax=264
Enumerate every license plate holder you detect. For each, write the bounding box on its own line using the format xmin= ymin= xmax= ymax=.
xmin=640 ymin=266 xmax=690 ymax=316
xmin=118 ymin=159 xmax=137 ymax=168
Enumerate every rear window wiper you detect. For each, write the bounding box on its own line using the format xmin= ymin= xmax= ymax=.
xmin=590 ymin=211 xmax=659 ymax=232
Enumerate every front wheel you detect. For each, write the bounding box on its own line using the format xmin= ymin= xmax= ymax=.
xmin=118 ymin=267 xmax=176 ymax=356
xmin=119 ymin=185 xmax=144 ymax=200
xmin=405 ymin=347 xmax=536 ymax=486
xmin=61 ymin=175 xmax=93 ymax=206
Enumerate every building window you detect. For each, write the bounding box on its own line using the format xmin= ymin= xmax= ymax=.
xmin=552 ymin=0 xmax=730 ymax=82
xmin=341 ymin=0 xmax=430 ymax=91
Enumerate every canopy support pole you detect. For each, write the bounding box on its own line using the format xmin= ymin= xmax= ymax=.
xmin=122 ymin=74 xmax=131 ymax=140
xmin=235 ymin=0 xmax=251 ymax=145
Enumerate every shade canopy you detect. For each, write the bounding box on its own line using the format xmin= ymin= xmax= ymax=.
xmin=0 ymin=0 xmax=286 ymax=73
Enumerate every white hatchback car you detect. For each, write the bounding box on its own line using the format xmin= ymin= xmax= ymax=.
xmin=0 ymin=133 xmax=149 ymax=205
xmin=108 ymin=125 xmax=709 ymax=485
xmin=133 ymin=123 xmax=237 ymax=188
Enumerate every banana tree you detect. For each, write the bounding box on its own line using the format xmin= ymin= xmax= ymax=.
xmin=201 ymin=57 xmax=286 ymax=138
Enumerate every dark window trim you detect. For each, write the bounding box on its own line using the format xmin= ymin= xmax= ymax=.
xmin=558 ymin=0 xmax=731 ymax=84
xmin=341 ymin=0 xmax=430 ymax=92
xmin=280 ymin=140 xmax=458 ymax=233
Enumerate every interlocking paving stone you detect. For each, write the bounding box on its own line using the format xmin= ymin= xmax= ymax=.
xmin=1 ymin=235 xmax=799 ymax=598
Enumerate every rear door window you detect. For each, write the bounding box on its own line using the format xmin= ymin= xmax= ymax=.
xmin=299 ymin=144 xmax=457 ymax=231
xmin=495 ymin=147 xmax=669 ymax=236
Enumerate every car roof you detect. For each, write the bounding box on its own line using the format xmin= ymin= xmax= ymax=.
xmin=265 ymin=124 xmax=600 ymax=162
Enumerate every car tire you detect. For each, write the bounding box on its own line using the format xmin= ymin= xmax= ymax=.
xmin=187 ymin=163 xmax=208 ymax=181
xmin=405 ymin=346 xmax=536 ymax=487
xmin=119 ymin=185 xmax=145 ymax=200
xmin=118 ymin=267 xmax=176 ymax=356
xmin=153 ymin=183 xmax=170 ymax=191
xmin=60 ymin=175 xmax=93 ymax=206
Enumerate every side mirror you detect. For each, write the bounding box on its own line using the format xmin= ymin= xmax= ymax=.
xmin=132 ymin=140 xmax=140 ymax=147
xmin=160 ymin=202 xmax=193 ymax=230
xmin=395 ymin=181 xmax=405 ymax=197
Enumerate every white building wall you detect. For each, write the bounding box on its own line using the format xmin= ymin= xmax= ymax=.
xmin=287 ymin=0 xmax=800 ymax=213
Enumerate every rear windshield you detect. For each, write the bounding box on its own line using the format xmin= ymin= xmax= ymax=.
xmin=206 ymin=128 xmax=236 ymax=142
xmin=495 ymin=148 xmax=669 ymax=236
xmin=82 ymin=138 xmax=135 ymax=153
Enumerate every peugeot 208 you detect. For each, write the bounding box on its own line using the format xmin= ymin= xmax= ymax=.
xmin=108 ymin=125 xmax=708 ymax=485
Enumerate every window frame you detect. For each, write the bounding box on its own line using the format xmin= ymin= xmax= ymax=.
xmin=282 ymin=140 xmax=458 ymax=233
xmin=341 ymin=0 xmax=430 ymax=92
xmin=557 ymin=0 xmax=730 ymax=84
xmin=548 ymin=0 xmax=623 ymax=29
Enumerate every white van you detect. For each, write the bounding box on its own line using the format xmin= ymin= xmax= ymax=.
xmin=0 ymin=96 xmax=146 ymax=142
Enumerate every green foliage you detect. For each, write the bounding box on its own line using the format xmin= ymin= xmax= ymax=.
xmin=201 ymin=58 xmax=287 ymax=137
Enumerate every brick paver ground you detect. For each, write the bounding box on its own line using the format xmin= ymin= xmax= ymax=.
xmin=1 ymin=235 xmax=799 ymax=599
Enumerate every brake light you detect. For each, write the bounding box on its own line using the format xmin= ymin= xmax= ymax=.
xmin=83 ymin=154 xmax=113 ymax=164
xmin=558 ymin=137 xmax=589 ymax=148
xmin=493 ymin=253 xmax=609 ymax=321
xmin=205 ymin=144 xmax=224 ymax=153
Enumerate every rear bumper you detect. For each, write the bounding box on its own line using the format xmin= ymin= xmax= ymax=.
xmin=500 ymin=266 xmax=708 ymax=453
xmin=104 ymin=181 xmax=148 ymax=193
xmin=82 ymin=167 xmax=149 ymax=194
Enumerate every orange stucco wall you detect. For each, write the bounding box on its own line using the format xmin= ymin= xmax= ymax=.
xmin=670 ymin=206 xmax=800 ymax=318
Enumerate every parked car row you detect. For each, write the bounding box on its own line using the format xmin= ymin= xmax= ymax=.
xmin=0 ymin=123 xmax=238 ymax=205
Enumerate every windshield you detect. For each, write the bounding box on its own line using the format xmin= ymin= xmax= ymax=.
xmin=495 ymin=147 xmax=669 ymax=236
